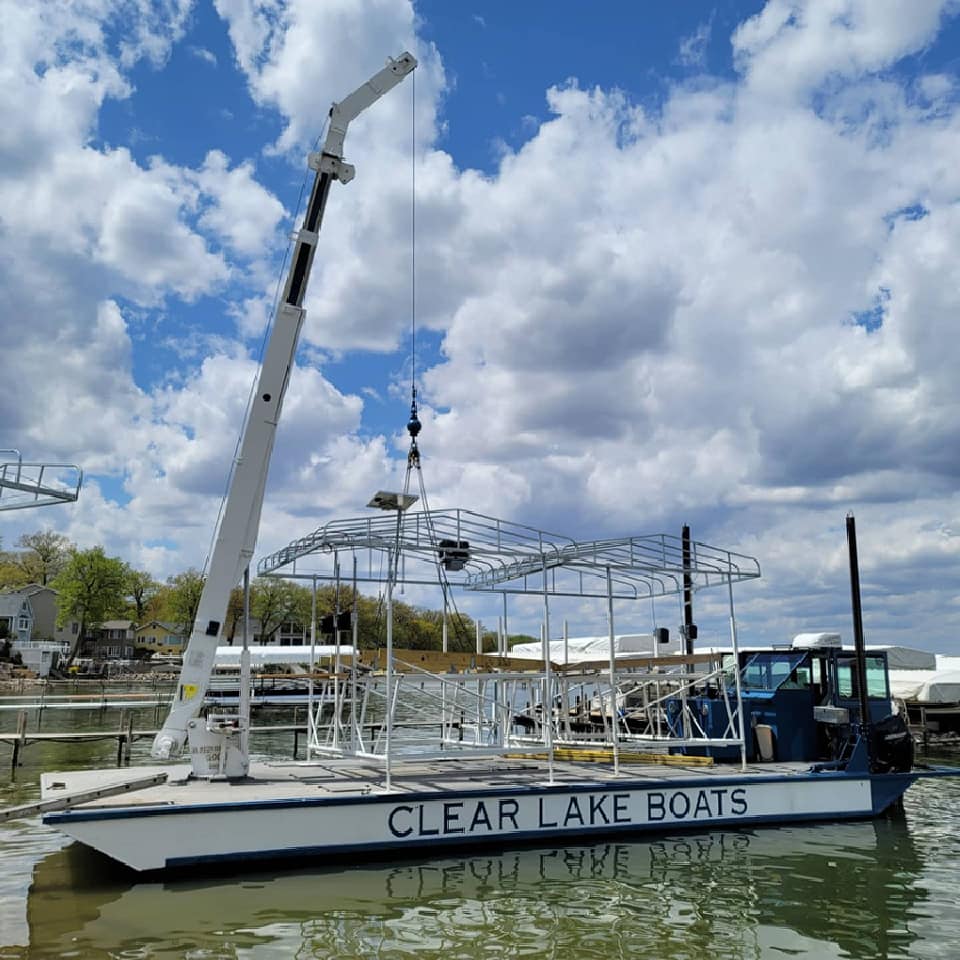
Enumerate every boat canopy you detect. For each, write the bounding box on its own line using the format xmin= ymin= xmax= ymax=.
xmin=257 ymin=507 xmax=761 ymax=602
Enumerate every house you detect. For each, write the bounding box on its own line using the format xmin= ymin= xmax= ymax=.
xmin=275 ymin=620 xmax=310 ymax=646
xmin=0 ymin=593 xmax=34 ymax=644
xmin=134 ymin=620 xmax=186 ymax=657
xmin=84 ymin=620 xmax=137 ymax=660
xmin=6 ymin=583 xmax=82 ymax=644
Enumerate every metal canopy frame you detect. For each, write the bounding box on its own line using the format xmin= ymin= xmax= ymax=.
xmin=0 ymin=450 xmax=83 ymax=512
xmin=257 ymin=507 xmax=761 ymax=601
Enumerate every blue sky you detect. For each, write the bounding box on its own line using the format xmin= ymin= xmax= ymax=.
xmin=3 ymin=0 xmax=960 ymax=649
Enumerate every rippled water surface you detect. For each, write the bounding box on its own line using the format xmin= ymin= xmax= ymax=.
xmin=2 ymin=703 xmax=959 ymax=959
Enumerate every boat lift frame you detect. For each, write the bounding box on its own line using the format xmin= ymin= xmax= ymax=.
xmin=257 ymin=507 xmax=761 ymax=779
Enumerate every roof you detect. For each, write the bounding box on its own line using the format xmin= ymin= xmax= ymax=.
xmin=135 ymin=620 xmax=180 ymax=633
xmin=100 ymin=619 xmax=135 ymax=630
xmin=258 ymin=506 xmax=761 ymax=601
xmin=0 ymin=594 xmax=32 ymax=618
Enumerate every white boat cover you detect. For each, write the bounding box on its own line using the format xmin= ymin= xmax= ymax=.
xmin=214 ymin=644 xmax=354 ymax=668
xmin=916 ymin=671 xmax=960 ymax=704
xmin=509 ymin=633 xmax=681 ymax=664
xmin=792 ymin=632 xmax=842 ymax=649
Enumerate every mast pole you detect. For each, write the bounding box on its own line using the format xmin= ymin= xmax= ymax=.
xmin=846 ymin=513 xmax=873 ymax=763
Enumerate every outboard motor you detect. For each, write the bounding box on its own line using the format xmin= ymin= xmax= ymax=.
xmin=871 ymin=713 xmax=914 ymax=773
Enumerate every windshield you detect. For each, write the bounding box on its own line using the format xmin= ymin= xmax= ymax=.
xmin=740 ymin=651 xmax=809 ymax=692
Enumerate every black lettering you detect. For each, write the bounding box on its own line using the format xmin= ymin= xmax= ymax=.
xmin=613 ymin=793 xmax=630 ymax=824
xmin=589 ymin=794 xmax=611 ymax=825
xmin=693 ymin=790 xmax=712 ymax=818
xmin=388 ymin=804 xmax=414 ymax=838
xmin=444 ymin=801 xmax=464 ymax=834
xmin=731 ymin=787 xmax=748 ymax=815
xmin=418 ymin=804 xmax=439 ymax=836
xmin=499 ymin=798 xmax=519 ymax=830
xmin=470 ymin=801 xmax=492 ymax=832
xmin=539 ymin=797 xmax=559 ymax=827
xmin=669 ymin=791 xmax=691 ymax=819
xmin=710 ymin=788 xmax=727 ymax=816
xmin=564 ymin=796 xmax=585 ymax=826
xmin=648 ymin=792 xmax=666 ymax=821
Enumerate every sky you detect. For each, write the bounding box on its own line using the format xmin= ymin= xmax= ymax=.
xmin=2 ymin=0 xmax=960 ymax=651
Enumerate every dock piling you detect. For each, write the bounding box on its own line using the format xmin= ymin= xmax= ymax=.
xmin=11 ymin=710 xmax=27 ymax=769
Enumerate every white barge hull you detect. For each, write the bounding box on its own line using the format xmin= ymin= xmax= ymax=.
xmin=41 ymin=758 xmax=925 ymax=872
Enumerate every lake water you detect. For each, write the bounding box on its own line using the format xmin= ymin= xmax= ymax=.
xmin=2 ymin=700 xmax=960 ymax=959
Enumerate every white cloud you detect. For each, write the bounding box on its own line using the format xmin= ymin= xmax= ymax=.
xmin=4 ymin=0 xmax=960 ymax=650
xmin=677 ymin=19 xmax=713 ymax=68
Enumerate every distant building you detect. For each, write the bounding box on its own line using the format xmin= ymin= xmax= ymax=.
xmin=0 ymin=594 xmax=34 ymax=644
xmin=4 ymin=584 xmax=82 ymax=645
xmin=275 ymin=620 xmax=310 ymax=646
xmin=85 ymin=620 xmax=137 ymax=659
xmin=12 ymin=640 xmax=68 ymax=677
xmin=134 ymin=620 xmax=187 ymax=657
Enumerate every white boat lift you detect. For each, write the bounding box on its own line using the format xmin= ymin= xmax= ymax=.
xmin=257 ymin=507 xmax=762 ymax=781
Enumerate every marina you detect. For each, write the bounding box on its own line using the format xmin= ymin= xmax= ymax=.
xmin=13 ymin=48 xmax=956 ymax=877
xmin=6 ymin=1 xmax=960 ymax=957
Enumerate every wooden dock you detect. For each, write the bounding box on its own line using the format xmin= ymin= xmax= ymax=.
xmin=0 ymin=711 xmax=309 ymax=770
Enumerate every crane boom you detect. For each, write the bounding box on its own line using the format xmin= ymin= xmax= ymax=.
xmin=152 ymin=51 xmax=418 ymax=762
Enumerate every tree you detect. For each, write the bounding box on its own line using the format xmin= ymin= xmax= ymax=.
xmin=15 ymin=530 xmax=73 ymax=585
xmin=53 ymin=547 xmax=128 ymax=664
xmin=124 ymin=567 xmax=159 ymax=623
xmin=252 ymin=578 xmax=311 ymax=642
xmin=0 ymin=550 xmax=23 ymax=590
xmin=164 ymin=569 xmax=206 ymax=635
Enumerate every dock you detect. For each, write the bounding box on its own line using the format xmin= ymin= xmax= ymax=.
xmin=0 ymin=711 xmax=308 ymax=770
xmin=0 ymin=715 xmax=461 ymax=771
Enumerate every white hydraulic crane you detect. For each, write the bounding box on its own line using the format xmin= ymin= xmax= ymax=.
xmin=151 ymin=51 xmax=418 ymax=770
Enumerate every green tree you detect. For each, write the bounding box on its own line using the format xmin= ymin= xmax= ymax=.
xmin=124 ymin=567 xmax=160 ymax=623
xmin=15 ymin=530 xmax=73 ymax=585
xmin=252 ymin=578 xmax=311 ymax=642
xmin=0 ymin=549 xmax=23 ymax=590
xmin=164 ymin=569 xmax=206 ymax=635
xmin=53 ymin=547 xmax=128 ymax=663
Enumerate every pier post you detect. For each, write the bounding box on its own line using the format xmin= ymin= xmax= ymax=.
xmin=125 ymin=711 xmax=134 ymax=764
xmin=117 ymin=710 xmax=128 ymax=766
xmin=12 ymin=711 xmax=27 ymax=769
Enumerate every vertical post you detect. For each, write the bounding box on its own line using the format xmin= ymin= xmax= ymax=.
xmin=846 ymin=513 xmax=873 ymax=760
xmin=476 ymin=619 xmax=482 ymax=655
xmin=606 ymin=566 xmax=620 ymax=776
xmin=727 ymin=574 xmax=747 ymax=771
xmin=333 ymin=554 xmax=341 ymax=751
xmin=13 ymin=709 xmax=27 ymax=769
xmin=308 ymin=575 xmax=317 ymax=758
xmin=117 ymin=710 xmax=128 ymax=766
xmin=125 ymin=710 xmax=134 ymax=764
xmin=386 ymin=549 xmax=394 ymax=790
xmin=239 ymin=567 xmax=251 ymax=760
xmin=351 ymin=556 xmax=359 ymax=754
xmin=682 ymin=524 xmax=695 ymax=657
xmin=502 ymin=592 xmax=509 ymax=650
xmin=442 ymin=598 xmax=448 ymax=653
xmin=541 ymin=554 xmax=554 ymax=785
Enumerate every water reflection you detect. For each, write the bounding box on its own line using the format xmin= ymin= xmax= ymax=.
xmin=21 ymin=816 xmax=925 ymax=960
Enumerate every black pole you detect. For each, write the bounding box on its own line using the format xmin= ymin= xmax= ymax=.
xmin=846 ymin=513 xmax=872 ymax=760
xmin=682 ymin=525 xmax=695 ymax=657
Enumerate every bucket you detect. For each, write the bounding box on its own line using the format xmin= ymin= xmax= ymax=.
xmin=755 ymin=723 xmax=775 ymax=762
